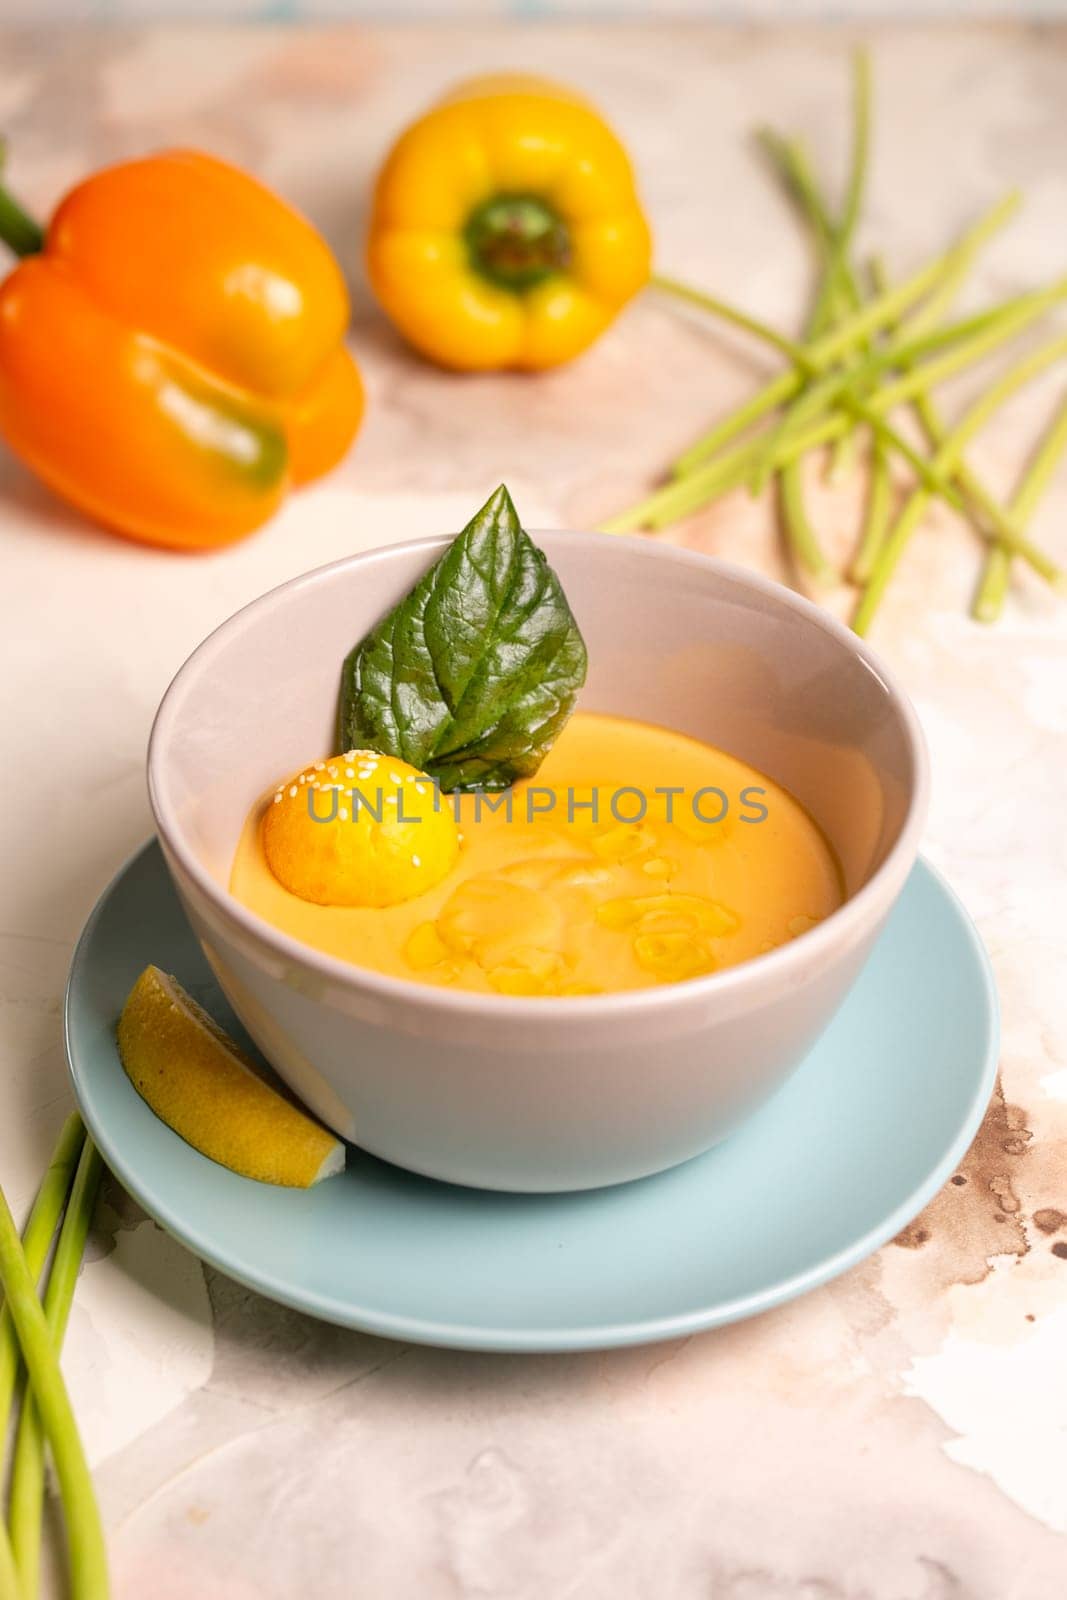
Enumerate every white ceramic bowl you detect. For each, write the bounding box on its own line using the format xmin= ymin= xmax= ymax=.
xmin=148 ymin=533 xmax=928 ymax=1192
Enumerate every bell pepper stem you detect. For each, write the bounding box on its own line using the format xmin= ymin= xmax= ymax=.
xmin=0 ymin=181 xmax=44 ymax=258
xmin=464 ymin=194 xmax=570 ymax=292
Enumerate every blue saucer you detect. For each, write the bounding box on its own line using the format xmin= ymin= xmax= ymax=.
xmin=65 ymin=842 xmax=997 ymax=1353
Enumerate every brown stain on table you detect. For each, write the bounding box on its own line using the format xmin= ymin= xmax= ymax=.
xmin=888 ymin=1074 xmax=1067 ymax=1295
xmin=891 ymin=1079 xmax=1033 ymax=1277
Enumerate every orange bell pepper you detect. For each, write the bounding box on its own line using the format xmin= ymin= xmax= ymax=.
xmin=0 ymin=151 xmax=363 ymax=550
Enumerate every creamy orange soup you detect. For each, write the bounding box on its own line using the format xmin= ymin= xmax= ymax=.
xmin=230 ymin=713 xmax=843 ymax=996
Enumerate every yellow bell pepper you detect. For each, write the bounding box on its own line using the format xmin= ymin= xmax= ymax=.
xmin=367 ymin=75 xmax=652 ymax=372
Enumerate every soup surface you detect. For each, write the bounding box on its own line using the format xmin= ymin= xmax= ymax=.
xmin=230 ymin=713 xmax=843 ymax=996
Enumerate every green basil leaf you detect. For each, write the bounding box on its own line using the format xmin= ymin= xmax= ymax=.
xmin=337 ymin=485 xmax=587 ymax=791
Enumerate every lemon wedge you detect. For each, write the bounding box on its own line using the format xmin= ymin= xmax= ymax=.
xmin=116 ymin=966 xmax=344 ymax=1187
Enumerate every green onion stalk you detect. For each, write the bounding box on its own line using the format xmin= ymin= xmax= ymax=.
xmin=658 ymin=190 xmax=1020 ymax=482
xmin=850 ymin=248 xmax=978 ymax=581
xmin=751 ymin=282 xmax=1067 ymax=492
xmin=0 ymin=1118 xmax=85 ymax=1436
xmin=610 ymin=193 xmax=1024 ymax=541
xmin=0 ymin=1125 xmax=108 ymax=1600
xmin=852 ymin=435 xmax=893 ymax=584
xmin=972 ymin=397 xmax=1067 ymax=622
xmin=814 ymin=211 xmax=1067 ymax=601
xmin=8 ymin=1140 xmax=105 ymax=1599
xmin=603 ymin=283 xmax=1066 ymax=588
xmin=861 ymin=256 xmax=1067 ymax=616
xmin=852 ymin=334 xmax=1067 ymax=633
xmin=633 ymin=202 xmax=1064 ymax=599
xmin=0 ymin=1116 xmax=85 ymax=1599
xmin=605 ymin=53 xmax=1066 ymax=634
xmin=763 ymin=47 xmax=871 ymax=499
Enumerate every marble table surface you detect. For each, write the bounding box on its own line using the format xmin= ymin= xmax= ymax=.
xmin=1 ymin=20 xmax=1066 ymax=1598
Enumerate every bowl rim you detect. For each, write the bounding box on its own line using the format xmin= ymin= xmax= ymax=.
xmin=147 ymin=530 xmax=930 ymax=1021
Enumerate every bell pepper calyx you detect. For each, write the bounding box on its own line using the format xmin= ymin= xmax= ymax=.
xmin=0 ymin=180 xmax=44 ymax=259
xmin=463 ymin=193 xmax=571 ymax=292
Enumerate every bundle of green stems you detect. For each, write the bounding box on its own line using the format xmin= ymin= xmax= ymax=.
xmin=603 ymin=52 xmax=1067 ymax=633
xmin=0 ymin=1116 xmax=108 ymax=1599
